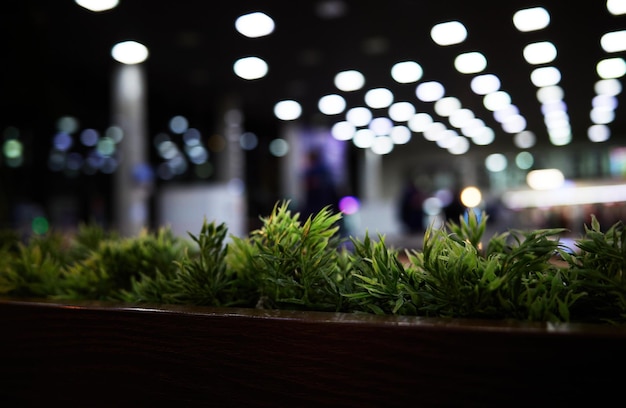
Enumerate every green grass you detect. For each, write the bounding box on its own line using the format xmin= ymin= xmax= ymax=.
xmin=1 ymin=200 xmax=625 ymax=325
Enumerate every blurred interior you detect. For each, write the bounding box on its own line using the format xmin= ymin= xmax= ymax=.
xmin=2 ymin=0 xmax=626 ymax=248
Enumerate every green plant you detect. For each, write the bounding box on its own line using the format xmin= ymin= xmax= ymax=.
xmin=1 ymin=201 xmax=626 ymax=325
xmin=227 ymin=201 xmax=347 ymax=311
xmin=560 ymin=215 xmax=626 ymax=323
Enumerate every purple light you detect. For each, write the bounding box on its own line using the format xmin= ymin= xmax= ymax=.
xmin=338 ymin=196 xmax=360 ymax=215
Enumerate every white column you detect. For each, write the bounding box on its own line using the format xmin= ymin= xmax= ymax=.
xmin=360 ymin=148 xmax=382 ymax=201
xmin=111 ymin=64 xmax=151 ymax=237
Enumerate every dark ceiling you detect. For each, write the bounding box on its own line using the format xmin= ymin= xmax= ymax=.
xmin=2 ymin=0 xmax=625 ymax=155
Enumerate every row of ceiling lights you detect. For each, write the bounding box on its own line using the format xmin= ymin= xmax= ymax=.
xmin=74 ymin=0 xmax=626 ymax=160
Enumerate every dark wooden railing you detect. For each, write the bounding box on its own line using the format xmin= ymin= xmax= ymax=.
xmin=1 ymin=298 xmax=625 ymax=407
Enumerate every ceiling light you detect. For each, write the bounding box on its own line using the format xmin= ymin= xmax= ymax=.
xmin=334 ymin=70 xmax=365 ymax=91
xmin=513 ymin=7 xmax=550 ymax=32
xmin=470 ymin=74 xmax=501 ymax=95
xmin=596 ymin=57 xmax=626 ymax=79
xmin=601 ymin=30 xmax=626 ymax=52
xmin=346 ymin=107 xmax=372 ymax=127
xmin=523 ymin=41 xmax=557 ymax=64
xmin=75 ymin=0 xmax=119 ymax=12
xmin=530 ymin=66 xmax=561 ymax=87
xmin=331 ymin=121 xmax=356 ymax=141
xmin=235 ymin=12 xmax=275 ymax=38
xmin=233 ymin=56 xmax=268 ymax=80
xmin=273 ymin=100 xmax=302 ymax=121
xmin=526 ymin=169 xmax=564 ymax=190
xmin=454 ymin=52 xmax=487 ymax=74
xmin=390 ymin=126 xmax=411 ymax=144
xmin=415 ymin=81 xmax=445 ymax=102
xmin=430 ymin=21 xmax=467 ymax=46
xmin=365 ymin=88 xmax=394 ymax=108
xmin=607 ymin=0 xmax=626 ymax=15
xmin=111 ymin=41 xmax=149 ymax=64
xmin=388 ymin=102 xmax=416 ymax=121
xmin=318 ymin=94 xmax=346 ymax=115
xmin=390 ymin=61 xmax=423 ymax=83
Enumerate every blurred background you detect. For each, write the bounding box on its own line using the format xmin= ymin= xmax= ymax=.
xmin=2 ymin=0 xmax=626 ymax=246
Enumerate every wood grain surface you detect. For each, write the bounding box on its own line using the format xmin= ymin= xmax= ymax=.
xmin=1 ymin=298 xmax=625 ymax=407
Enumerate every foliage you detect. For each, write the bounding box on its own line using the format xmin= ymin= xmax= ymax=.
xmin=1 ymin=201 xmax=626 ymax=324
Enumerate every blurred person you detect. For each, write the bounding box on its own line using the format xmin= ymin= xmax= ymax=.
xmin=398 ymin=177 xmax=426 ymax=234
xmin=443 ymin=187 xmax=466 ymax=224
xmin=301 ymin=148 xmax=339 ymax=220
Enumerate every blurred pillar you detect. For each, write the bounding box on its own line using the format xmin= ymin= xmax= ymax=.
xmin=111 ymin=64 xmax=151 ymax=236
xmin=280 ymin=122 xmax=303 ymax=206
xmin=217 ymin=96 xmax=245 ymax=182
xmin=360 ymin=148 xmax=382 ymax=201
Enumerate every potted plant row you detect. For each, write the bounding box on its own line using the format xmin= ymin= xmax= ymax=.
xmin=1 ymin=200 xmax=625 ymax=406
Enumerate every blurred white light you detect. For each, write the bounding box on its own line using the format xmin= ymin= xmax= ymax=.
xmin=595 ymin=78 xmax=622 ymax=96
xmin=471 ymin=127 xmax=495 ymax=145
xmin=447 ymin=136 xmax=470 ymax=155
xmin=523 ymin=41 xmax=557 ymax=64
xmin=423 ymin=122 xmax=447 ymax=141
xmin=391 ymin=61 xmax=423 ymax=83
xmin=331 ymin=121 xmax=356 ymax=141
xmin=434 ymin=96 xmax=461 ymax=117
xmin=371 ymin=136 xmax=394 ymax=155
xmin=416 ymin=81 xmax=445 ymax=102
xmin=408 ymin=112 xmax=433 ymax=132
xmin=485 ymin=153 xmax=507 ymax=172
xmin=235 ymin=12 xmax=275 ymax=38
xmin=592 ymin=94 xmax=618 ymax=109
xmin=233 ymin=56 xmax=268 ymax=80
xmin=549 ymin=128 xmax=572 ymax=146
xmin=501 ymin=114 xmax=527 ymax=133
xmin=448 ymin=108 xmax=474 ymax=128
xmin=430 ymin=21 xmax=467 ymax=46
xmin=601 ymin=30 xmax=626 ymax=53
xmin=454 ymin=52 xmax=487 ymax=74
xmin=526 ymin=169 xmax=564 ymax=190
xmin=607 ymin=0 xmax=626 ymax=15
xmin=353 ymin=129 xmax=376 ymax=148
xmin=369 ymin=117 xmax=393 ymax=135
xmin=318 ymin=94 xmax=346 ymax=115
xmin=483 ymin=91 xmax=512 ymax=111
xmin=596 ymin=57 xmax=626 ymax=79
xmin=111 ymin=41 xmax=149 ymax=64
xmin=335 ymin=70 xmax=365 ymax=91
xmin=269 ymin=138 xmax=289 ymax=157
xmin=274 ymin=100 xmax=302 ymax=120
xmin=513 ymin=7 xmax=550 ymax=32
xmin=346 ymin=107 xmax=373 ymax=126
xmin=75 ymin=0 xmax=118 ymax=12
xmin=365 ymin=88 xmax=394 ymax=108
xmin=530 ymin=66 xmax=561 ymax=87
xmin=470 ymin=74 xmax=501 ymax=95
xmin=590 ymin=107 xmax=615 ymax=124
xmin=588 ymin=124 xmax=611 ymax=142
xmin=493 ymin=104 xmax=519 ymax=123
xmin=435 ymin=130 xmax=460 ymax=148
xmin=515 ymin=151 xmax=534 ymax=169
xmin=460 ymin=118 xmax=486 ymax=137
xmin=514 ymin=130 xmax=536 ymax=148
xmin=390 ymin=126 xmax=411 ymax=144
xmin=388 ymin=102 xmax=416 ymax=121
xmin=536 ymin=85 xmax=564 ymax=103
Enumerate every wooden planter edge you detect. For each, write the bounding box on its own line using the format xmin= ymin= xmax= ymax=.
xmin=1 ymin=298 xmax=625 ymax=406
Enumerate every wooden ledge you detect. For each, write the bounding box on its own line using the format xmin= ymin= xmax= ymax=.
xmin=1 ymin=298 xmax=624 ymax=406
